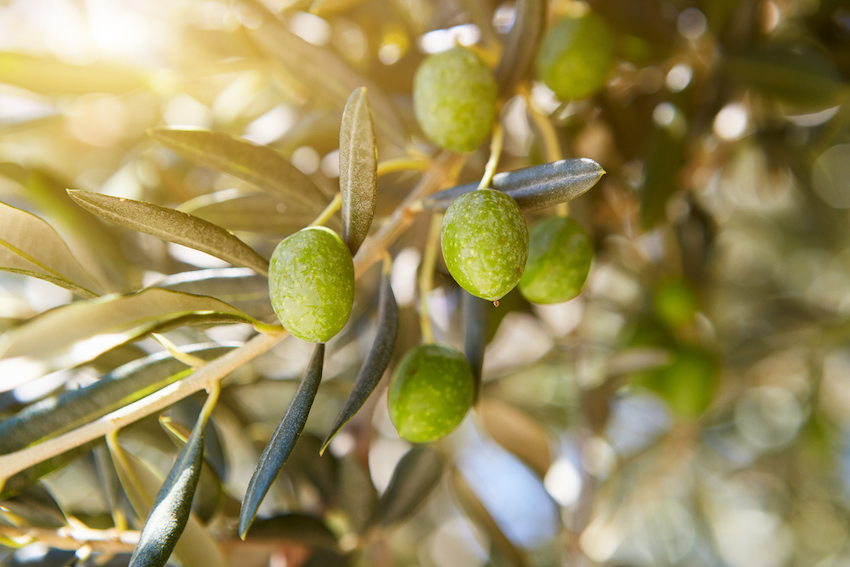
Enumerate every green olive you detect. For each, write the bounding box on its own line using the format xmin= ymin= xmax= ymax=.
xmin=653 ymin=279 xmax=699 ymax=327
xmin=388 ymin=344 xmax=475 ymax=443
xmin=519 ymin=217 xmax=593 ymax=304
xmin=635 ymin=347 xmax=720 ymax=418
xmin=536 ymin=12 xmax=615 ymax=101
xmin=268 ymin=226 xmax=354 ymax=343
xmin=413 ymin=46 xmax=498 ymax=152
xmin=441 ymin=189 xmax=529 ymax=302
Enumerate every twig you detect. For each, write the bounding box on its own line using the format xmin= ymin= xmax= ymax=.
xmin=0 ymin=524 xmax=139 ymax=553
xmin=0 ymin=152 xmax=461 ymax=483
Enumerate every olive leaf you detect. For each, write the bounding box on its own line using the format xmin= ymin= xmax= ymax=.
xmin=108 ymin=424 xmax=225 ymax=567
xmin=0 ymin=484 xmax=67 ymax=528
xmin=239 ymin=343 xmax=325 ymax=539
xmin=372 ymin=446 xmax=443 ymax=528
xmin=478 ymin=399 xmax=552 ymax=478
xmin=66 ymin=189 xmax=270 ymax=276
xmin=338 ymin=456 xmax=378 ymax=535
xmin=462 ymin=291 xmax=488 ymax=405
xmin=450 ymin=468 xmax=528 ymax=567
xmin=422 ymin=158 xmax=605 ymax=211
xmin=0 ymin=202 xmax=104 ymax=298
xmin=152 ymin=268 xmax=274 ymax=322
xmin=640 ymin=126 xmax=686 ymax=229
xmin=250 ymin=23 xmax=406 ymax=147
xmin=339 ymin=87 xmax=378 ymax=256
xmin=0 ymin=440 xmax=99 ymax=499
xmin=724 ymin=44 xmax=850 ymax=109
xmin=148 ymin=128 xmax=329 ymax=214
xmin=0 ymin=52 xmax=151 ymax=95
xmin=321 ymin=272 xmax=397 ymax=454
xmin=246 ymin=513 xmax=339 ymax=549
xmin=494 ymin=0 xmax=545 ymax=93
xmin=0 ymin=344 xmax=237 ymax=455
xmin=178 ymin=189 xmax=317 ymax=235
xmin=0 ymin=289 xmax=255 ymax=388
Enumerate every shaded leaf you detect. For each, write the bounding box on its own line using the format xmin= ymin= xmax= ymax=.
xmin=322 ymin=272 xmax=397 ymax=453
xmin=66 ymin=189 xmax=269 ymax=276
xmin=478 ymin=399 xmax=552 ymax=477
xmin=107 ymin=433 xmax=225 ymax=567
xmin=0 ymin=484 xmax=67 ymax=528
xmin=0 ymin=546 xmax=76 ymax=567
xmin=0 ymin=52 xmax=151 ymax=95
xmin=177 ymin=189 xmax=316 ymax=235
xmin=724 ymin=44 xmax=850 ymax=109
xmin=0 ymin=441 xmax=99 ymax=499
xmin=640 ymin=126 xmax=686 ymax=229
xmin=149 ymin=128 xmax=328 ymax=213
xmin=463 ymin=291 xmax=488 ymax=405
xmin=373 ymin=446 xmax=443 ymax=528
xmin=152 ymin=268 xmax=274 ymax=322
xmin=238 ymin=344 xmax=325 ymax=539
xmin=0 ymin=202 xmax=103 ymax=297
xmin=494 ymin=0 xmax=545 ymax=93
xmin=246 ymin=513 xmax=339 ymax=549
xmin=338 ymin=456 xmax=378 ymax=535
xmin=251 ymin=22 xmax=406 ymax=147
xmin=339 ymin=87 xmax=378 ymax=256
xmin=450 ymin=469 xmax=528 ymax=567
xmin=0 ymin=344 xmax=236 ymax=454
xmin=422 ymin=158 xmax=605 ymax=211
xmin=0 ymin=289 xmax=254 ymax=388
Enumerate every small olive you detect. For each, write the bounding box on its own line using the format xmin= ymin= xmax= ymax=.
xmin=268 ymin=226 xmax=354 ymax=343
xmin=519 ymin=217 xmax=593 ymax=304
xmin=388 ymin=344 xmax=475 ymax=443
xmin=413 ymin=46 xmax=498 ymax=152
xmin=536 ymin=12 xmax=615 ymax=101
xmin=441 ymin=189 xmax=529 ymax=302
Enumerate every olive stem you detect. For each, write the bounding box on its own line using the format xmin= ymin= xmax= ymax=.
xmin=418 ymin=213 xmax=443 ymax=344
xmin=0 ymin=153 xmax=463 ymax=483
xmin=309 ymin=193 xmax=342 ymax=227
xmin=377 ymin=157 xmax=430 ymax=177
xmin=476 ymin=121 xmax=504 ymax=190
xmin=151 ymin=333 xmax=209 ymax=368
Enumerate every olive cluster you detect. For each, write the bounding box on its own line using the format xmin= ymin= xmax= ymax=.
xmin=269 ymin=12 xmax=610 ymax=443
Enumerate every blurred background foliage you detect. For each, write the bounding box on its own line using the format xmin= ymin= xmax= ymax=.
xmin=0 ymin=0 xmax=849 ymax=566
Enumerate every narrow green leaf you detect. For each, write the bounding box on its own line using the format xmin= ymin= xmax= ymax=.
xmin=178 ymin=189 xmax=317 ymax=235
xmin=450 ymin=469 xmax=528 ymax=567
xmin=239 ymin=343 xmax=325 ymax=539
xmin=462 ymin=291 xmax=488 ymax=405
xmin=0 ymin=202 xmax=103 ymax=297
xmin=251 ymin=22 xmax=406 ymax=147
xmin=149 ymin=128 xmax=329 ymax=213
xmin=246 ymin=513 xmax=339 ymax=549
xmin=66 ymin=189 xmax=269 ymax=276
xmin=373 ymin=446 xmax=443 ymax=528
xmin=338 ymin=456 xmax=378 ymax=535
xmin=0 ymin=289 xmax=255 ymax=387
xmin=340 ymin=87 xmax=378 ymax=256
xmin=422 ymin=158 xmax=605 ymax=211
xmin=0 ymin=344 xmax=236 ymax=454
xmin=152 ymin=268 xmax=274 ymax=322
xmin=0 ymin=441 xmax=99 ymax=499
xmin=724 ymin=44 xmax=850 ymax=109
xmin=494 ymin=0 xmax=545 ymax=93
xmin=0 ymin=484 xmax=67 ymax=528
xmin=0 ymin=52 xmax=151 ymax=95
xmin=321 ymin=272 xmax=397 ymax=453
xmin=108 ymin=432 xmax=225 ymax=567
xmin=127 ymin=389 xmax=214 ymax=567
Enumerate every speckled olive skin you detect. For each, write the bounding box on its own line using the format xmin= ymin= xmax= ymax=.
xmin=536 ymin=12 xmax=615 ymax=101
xmin=269 ymin=226 xmax=354 ymax=343
xmin=388 ymin=344 xmax=475 ymax=443
xmin=441 ymin=189 xmax=529 ymax=301
xmin=519 ymin=217 xmax=593 ymax=304
xmin=413 ymin=47 xmax=498 ymax=153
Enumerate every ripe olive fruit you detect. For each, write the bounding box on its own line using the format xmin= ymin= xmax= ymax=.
xmin=441 ymin=189 xmax=529 ymax=302
xmin=536 ymin=12 xmax=615 ymax=101
xmin=388 ymin=344 xmax=475 ymax=443
xmin=268 ymin=226 xmax=354 ymax=343
xmin=519 ymin=217 xmax=593 ymax=304
xmin=413 ymin=46 xmax=498 ymax=152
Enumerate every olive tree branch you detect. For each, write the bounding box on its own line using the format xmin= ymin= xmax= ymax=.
xmin=0 ymin=151 xmax=461 ymax=483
